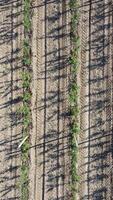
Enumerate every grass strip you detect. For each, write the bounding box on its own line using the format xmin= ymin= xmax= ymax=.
xmin=69 ymin=0 xmax=80 ymax=199
xmin=20 ymin=0 xmax=32 ymax=199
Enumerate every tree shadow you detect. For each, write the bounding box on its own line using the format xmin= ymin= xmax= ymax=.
xmin=79 ymin=0 xmax=113 ymax=199
xmin=30 ymin=0 xmax=71 ymax=199
xmin=0 ymin=0 xmax=23 ymax=199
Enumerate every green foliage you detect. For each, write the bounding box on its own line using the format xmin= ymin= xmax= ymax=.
xmin=69 ymin=0 xmax=80 ymax=199
xmin=23 ymin=40 xmax=30 ymax=57
xmin=24 ymin=15 xmax=31 ymax=32
xmin=23 ymin=0 xmax=31 ymax=32
xmin=23 ymin=92 xmax=31 ymax=102
xmin=23 ymin=57 xmax=31 ymax=66
xmin=20 ymin=164 xmax=29 ymax=200
xmin=20 ymin=104 xmax=30 ymax=116
xmin=22 ymin=142 xmax=30 ymax=158
xmin=20 ymin=1 xmax=32 ymax=200
xmin=69 ymin=0 xmax=78 ymax=8
xmin=71 ymin=124 xmax=80 ymax=135
xmin=21 ymin=71 xmax=31 ymax=82
xmin=21 ymin=71 xmax=31 ymax=89
xmin=23 ymin=118 xmax=31 ymax=128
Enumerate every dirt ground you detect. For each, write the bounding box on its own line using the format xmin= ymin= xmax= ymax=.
xmin=29 ymin=1 xmax=71 ymax=200
xmin=0 ymin=0 xmax=113 ymax=200
xmin=0 ymin=0 xmax=71 ymax=199
xmin=0 ymin=1 xmax=23 ymax=199
xmin=78 ymin=0 xmax=113 ymax=199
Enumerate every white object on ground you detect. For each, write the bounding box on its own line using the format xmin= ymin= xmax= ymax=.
xmin=18 ymin=136 xmax=29 ymax=149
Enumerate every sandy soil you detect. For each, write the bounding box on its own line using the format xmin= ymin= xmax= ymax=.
xmin=78 ymin=0 xmax=113 ymax=199
xmin=0 ymin=0 xmax=23 ymax=199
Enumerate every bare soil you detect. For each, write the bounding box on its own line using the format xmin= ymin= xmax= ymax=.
xmin=29 ymin=1 xmax=71 ymax=200
xmin=0 ymin=1 xmax=23 ymax=199
xmin=78 ymin=0 xmax=113 ymax=199
xmin=0 ymin=1 xmax=71 ymax=199
xmin=0 ymin=0 xmax=113 ymax=200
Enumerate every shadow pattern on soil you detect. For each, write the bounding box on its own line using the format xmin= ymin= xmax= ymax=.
xmin=0 ymin=0 xmax=23 ymax=199
xmin=1 ymin=0 xmax=113 ymax=200
xmin=80 ymin=0 xmax=113 ymax=200
xmin=32 ymin=0 xmax=71 ymax=200
xmin=0 ymin=0 xmax=71 ymax=199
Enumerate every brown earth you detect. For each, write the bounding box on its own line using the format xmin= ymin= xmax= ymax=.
xmin=0 ymin=0 xmax=23 ymax=199
xmin=29 ymin=1 xmax=71 ymax=200
xmin=0 ymin=0 xmax=71 ymax=199
xmin=78 ymin=0 xmax=113 ymax=199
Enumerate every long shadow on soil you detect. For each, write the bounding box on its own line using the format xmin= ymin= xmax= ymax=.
xmin=80 ymin=1 xmax=113 ymax=200
xmin=31 ymin=0 xmax=71 ymax=200
xmin=0 ymin=1 xmax=23 ymax=199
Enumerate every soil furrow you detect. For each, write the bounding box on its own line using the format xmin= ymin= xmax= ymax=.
xmin=44 ymin=2 xmax=61 ymax=199
xmin=78 ymin=0 xmax=90 ymax=199
xmin=29 ymin=1 xmax=45 ymax=200
xmin=57 ymin=1 xmax=71 ymax=199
